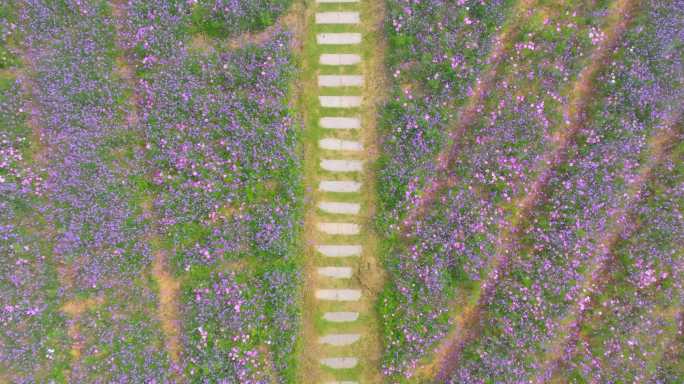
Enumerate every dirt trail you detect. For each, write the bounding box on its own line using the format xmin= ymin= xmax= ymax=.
xmin=61 ymin=296 xmax=105 ymax=361
xmin=410 ymin=0 xmax=638 ymax=380
xmin=151 ymin=247 xmax=183 ymax=365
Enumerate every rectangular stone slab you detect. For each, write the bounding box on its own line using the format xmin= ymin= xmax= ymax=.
xmin=319 ymin=96 xmax=362 ymax=108
xmin=319 ymin=137 xmax=363 ymax=151
xmin=317 ymin=33 xmax=362 ymax=45
xmin=320 ymin=159 xmax=363 ymax=173
xmin=320 ymin=357 xmax=358 ymax=369
xmin=317 ymin=222 xmax=360 ymax=235
xmin=320 ymin=116 xmax=361 ymax=129
xmin=318 ymin=201 xmax=361 ymax=215
xmin=316 ymin=245 xmax=362 ymax=257
xmin=323 ymin=311 xmax=360 ymax=322
xmin=320 ymin=54 xmax=362 ymax=66
xmin=315 ymin=289 xmax=361 ymax=301
xmin=317 ymin=266 xmax=353 ymax=279
xmin=319 ymin=333 xmax=361 ymax=346
xmin=315 ymin=12 xmax=360 ymax=24
xmin=319 ymin=138 xmax=363 ymax=151
xmin=318 ymin=75 xmax=364 ymax=87
xmin=324 ymin=382 xmax=359 ymax=384
xmin=319 ymin=180 xmax=361 ymax=193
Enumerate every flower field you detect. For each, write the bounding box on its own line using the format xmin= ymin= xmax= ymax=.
xmin=377 ymin=0 xmax=516 ymax=225
xmin=378 ymin=0 xmax=684 ymax=382
xmin=1 ymin=0 xmax=682 ymax=382
xmin=2 ymin=0 xmax=300 ymax=382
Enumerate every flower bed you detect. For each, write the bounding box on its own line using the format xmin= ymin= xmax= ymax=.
xmin=182 ymin=267 xmax=298 ymax=382
xmin=448 ymin=2 xmax=684 ymax=381
xmin=5 ymin=0 xmax=302 ymax=381
xmin=566 ymin=155 xmax=684 ymax=382
xmin=0 ymin=56 xmax=69 ymax=383
xmin=379 ymin=0 xmax=613 ymax=377
xmin=15 ymin=1 xmax=173 ymax=381
xmin=122 ymin=1 xmax=302 ymax=381
xmin=377 ymin=0 xmax=516 ymax=225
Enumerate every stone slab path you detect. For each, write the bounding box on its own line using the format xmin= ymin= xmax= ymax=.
xmin=304 ymin=0 xmax=383 ymax=382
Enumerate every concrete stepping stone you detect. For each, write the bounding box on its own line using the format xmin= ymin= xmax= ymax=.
xmin=320 ymin=116 xmax=361 ymax=130
xmin=320 ymin=357 xmax=359 ymax=369
xmin=323 ymin=312 xmax=359 ymax=322
xmin=317 ymin=33 xmax=362 ymax=45
xmin=317 ymin=222 xmax=360 ymax=235
xmin=316 ymin=289 xmax=361 ymax=301
xmin=318 ymin=201 xmax=360 ymax=215
xmin=317 ymin=266 xmax=353 ymax=279
xmin=324 ymin=382 xmax=359 ymax=384
xmin=319 ymin=180 xmax=361 ymax=193
xmin=315 ymin=12 xmax=360 ymax=24
xmin=316 ymin=0 xmax=359 ymax=3
xmin=321 ymin=159 xmax=363 ymax=173
xmin=316 ymin=245 xmax=362 ymax=257
xmin=319 ymin=138 xmax=363 ymax=151
xmin=324 ymin=381 xmax=358 ymax=384
xmin=320 ymin=54 xmax=362 ymax=66
xmin=319 ymin=333 xmax=361 ymax=346
xmin=320 ymin=96 xmax=362 ymax=108
xmin=318 ymin=75 xmax=364 ymax=87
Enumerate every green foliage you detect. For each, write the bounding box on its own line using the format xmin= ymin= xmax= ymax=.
xmin=0 ymin=2 xmax=18 ymax=68
xmin=190 ymin=0 xmax=292 ymax=38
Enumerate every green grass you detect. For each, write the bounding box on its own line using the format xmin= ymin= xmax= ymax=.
xmin=190 ymin=0 xmax=294 ymax=38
